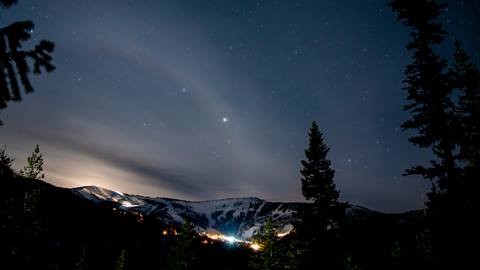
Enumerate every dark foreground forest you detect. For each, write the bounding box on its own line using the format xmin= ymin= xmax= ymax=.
xmin=1 ymin=176 xmax=430 ymax=270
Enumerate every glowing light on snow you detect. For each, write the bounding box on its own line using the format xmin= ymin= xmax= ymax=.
xmin=250 ymin=243 xmax=261 ymax=251
xmin=201 ymin=232 xmax=261 ymax=250
xmin=277 ymin=231 xmax=291 ymax=237
xmin=121 ymin=201 xmax=138 ymax=208
xmin=225 ymin=236 xmax=236 ymax=243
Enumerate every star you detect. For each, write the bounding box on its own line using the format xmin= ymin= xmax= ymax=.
xmin=222 ymin=117 xmax=229 ymax=123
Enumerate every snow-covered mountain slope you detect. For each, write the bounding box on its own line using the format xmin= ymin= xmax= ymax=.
xmin=72 ymin=186 xmax=387 ymax=240
xmin=72 ymin=186 xmax=301 ymax=239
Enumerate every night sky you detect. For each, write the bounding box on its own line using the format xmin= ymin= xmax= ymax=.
xmin=1 ymin=0 xmax=478 ymax=212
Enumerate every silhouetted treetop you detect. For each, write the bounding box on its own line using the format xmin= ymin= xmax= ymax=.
xmin=0 ymin=0 xmax=55 ymax=125
xmin=300 ymin=121 xmax=338 ymax=207
xmin=0 ymin=0 xmax=17 ymax=8
xmin=390 ymin=0 xmax=447 ymax=46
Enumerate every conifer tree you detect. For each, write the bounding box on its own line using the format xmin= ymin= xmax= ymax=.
xmin=115 ymin=249 xmax=127 ymax=270
xmin=0 ymin=146 xmax=13 ymax=177
xmin=0 ymin=0 xmax=55 ymax=125
xmin=446 ymin=40 xmax=479 ymax=266
xmin=250 ymin=218 xmax=303 ymax=270
xmin=390 ymin=0 xmax=477 ymax=267
xmin=168 ymin=219 xmax=197 ymax=270
xmin=284 ymin=239 xmax=306 ymax=270
xmin=19 ymin=144 xmax=44 ymax=179
xmin=295 ymin=121 xmax=346 ymax=268
xmin=389 ymin=0 xmax=459 ymax=196
xmin=74 ymin=245 xmax=88 ymax=270
xmin=451 ymin=40 xmax=480 ymax=189
xmin=299 ymin=121 xmax=343 ymax=231
xmin=0 ymin=0 xmax=17 ymax=8
xmin=250 ymin=219 xmax=282 ymax=270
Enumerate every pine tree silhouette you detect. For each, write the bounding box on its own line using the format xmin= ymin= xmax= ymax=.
xmin=249 ymin=219 xmax=282 ymax=270
xmin=294 ymin=121 xmax=346 ymax=269
xmin=167 ymin=219 xmax=197 ymax=270
xmin=447 ymin=40 xmax=479 ymax=267
xmin=451 ymin=41 xmax=480 ymax=179
xmin=0 ymin=0 xmax=55 ymax=125
xmin=115 ymin=249 xmax=127 ymax=270
xmin=389 ymin=0 xmax=459 ymax=193
xmin=19 ymin=144 xmax=44 ymax=179
xmin=391 ymin=0 xmax=478 ymax=267
xmin=0 ymin=146 xmax=13 ymax=177
xmin=0 ymin=0 xmax=17 ymax=8
xmin=300 ymin=121 xmax=343 ymax=231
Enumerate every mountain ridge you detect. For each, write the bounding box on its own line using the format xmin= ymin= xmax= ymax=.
xmin=71 ymin=185 xmax=388 ymax=240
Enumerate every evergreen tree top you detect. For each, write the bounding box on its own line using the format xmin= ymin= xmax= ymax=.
xmin=300 ymin=121 xmax=338 ymax=206
xmin=0 ymin=0 xmax=55 ymax=125
xmin=390 ymin=0 xmax=454 ymax=153
xmin=389 ymin=0 xmax=447 ymax=45
xmin=19 ymin=144 xmax=44 ymax=179
xmin=0 ymin=0 xmax=17 ymax=8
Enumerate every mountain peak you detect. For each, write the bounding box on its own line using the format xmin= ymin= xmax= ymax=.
xmin=72 ymin=185 xmax=299 ymax=240
xmin=72 ymin=185 xmax=382 ymax=240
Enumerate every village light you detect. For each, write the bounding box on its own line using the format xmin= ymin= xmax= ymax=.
xmin=121 ymin=201 xmax=139 ymax=208
xmin=277 ymin=231 xmax=290 ymax=237
xmin=250 ymin=243 xmax=261 ymax=251
xmin=201 ymin=232 xmax=263 ymax=251
xmin=225 ymin=236 xmax=236 ymax=243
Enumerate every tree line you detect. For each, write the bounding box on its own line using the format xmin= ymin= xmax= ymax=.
xmin=1 ymin=144 xmax=45 ymax=179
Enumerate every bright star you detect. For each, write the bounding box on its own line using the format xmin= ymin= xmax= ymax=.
xmin=222 ymin=117 xmax=228 ymax=123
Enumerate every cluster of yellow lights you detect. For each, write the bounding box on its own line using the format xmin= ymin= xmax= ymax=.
xmin=201 ymin=232 xmax=237 ymax=242
xmin=277 ymin=231 xmax=290 ymax=237
xmin=160 ymin=228 xmax=291 ymax=251
xmin=162 ymin=229 xmax=177 ymax=236
xmin=250 ymin=243 xmax=261 ymax=251
xmin=200 ymin=232 xmax=262 ymax=251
